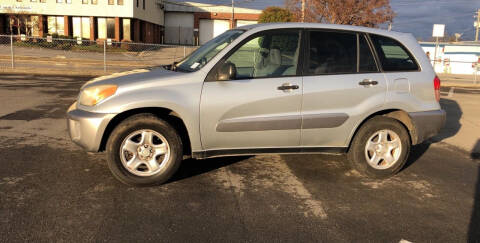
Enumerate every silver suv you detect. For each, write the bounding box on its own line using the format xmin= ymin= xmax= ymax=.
xmin=67 ymin=23 xmax=445 ymax=186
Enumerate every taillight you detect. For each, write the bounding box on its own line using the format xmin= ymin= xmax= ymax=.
xmin=434 ymin=76 xmax=441 ymax=102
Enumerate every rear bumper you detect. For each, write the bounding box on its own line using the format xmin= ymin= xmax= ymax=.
xmin=66 ymin=103 xmax=116 ymax=152
xmin=409 ymin=109 xmax=446 ymax=145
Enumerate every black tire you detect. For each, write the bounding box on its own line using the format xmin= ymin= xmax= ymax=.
xmin=106 ymin=113 xmax=183 ymax=186
xmin=347 ymin=116 xmax=411 ymax=179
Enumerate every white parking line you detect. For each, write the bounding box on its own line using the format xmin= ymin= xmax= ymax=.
xmin=213 ymin=155 xmax=328 ymax=219
xmin=448 ymin=87 xmax=455 ymax=97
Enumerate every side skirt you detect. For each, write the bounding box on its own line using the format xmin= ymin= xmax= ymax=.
xmin=192 ymin=147 xmax=347 ymax=160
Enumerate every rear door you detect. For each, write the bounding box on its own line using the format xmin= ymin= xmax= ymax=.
xmin=301 ymin=30 xmax=388 ymax=148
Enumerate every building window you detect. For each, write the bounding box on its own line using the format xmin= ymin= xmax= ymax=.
xmin=56 ymin=0 xmax=63 ymax=3
xmin=82 ymin=17 xmax=91 ymax=39
xmin=82 ymin=0 xmax=88 ymax=4
xmin=30 ymin=16 xmax=40 ymax=36
xmin=66 ymin=0 xmax=71 ymax=3
xmin=108 ymin=0 xmax=114 ymax=5
xmin=98 ymin=18 xmax=115 ymax=39
xmin=47 ymin=16 xmax=65 ymax=36
xmin=40 ymin=0 xmax=46 ymax=2
xmin=30 ymin=0 xmax=37 ymax=2
xmin=107 ymin=18 xmax=115 ymax=39
xmin=16 ymin=0 xmax=22 ymax=2
xmin=97 ymin=18 xmax=107 ymax=39
xmin=122 ymin=19 xmax=131 ymax=40
xmin=73 ymin=17 xmax=91 ymax=39
xmin=136 ymin=0 xmax=139 ymax=7
xmin=91 ymin=0 xmax=97 ymax=4
xmin=117 ymin=0 xmax=123 ymax=5
xmin=143 ymin=0 xmax=145 ymax=9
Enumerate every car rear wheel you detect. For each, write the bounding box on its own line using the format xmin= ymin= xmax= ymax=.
xmin=347 ymin=116 xmax=410 ymax=178
xmin=106 ymin=114 xmax=183 ymax=186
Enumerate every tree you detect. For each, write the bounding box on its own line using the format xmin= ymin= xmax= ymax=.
xmin=286 ymin=0 xmax=395 ymax=27
xmin=258 ymin=7 xmax=295 ymax=23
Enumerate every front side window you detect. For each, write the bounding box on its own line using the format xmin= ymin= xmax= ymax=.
xmin=222 ymin=30 xmax=300 ymax=79
xmin=175 ymin=30 xmax=245 ymax=72
xmin=370 ymin=34 xmax=419 ymax=72
xmin=306 ymin=31 xmax=357 ymax=75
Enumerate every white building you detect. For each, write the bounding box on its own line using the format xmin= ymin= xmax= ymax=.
xmin=164 ymin=1 xmax=260 ymax=45
xmin=420 ymin=42 xmax=480 ymax=75
xmin=0 ymin=0 xmax=261 ymax=44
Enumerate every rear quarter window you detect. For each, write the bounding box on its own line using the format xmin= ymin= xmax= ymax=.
xmin=370 ymin=35 xmax=419 ymax=72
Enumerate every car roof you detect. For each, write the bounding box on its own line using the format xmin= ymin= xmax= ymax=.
xmin=235 ymin=22 xmax=411 ymax=39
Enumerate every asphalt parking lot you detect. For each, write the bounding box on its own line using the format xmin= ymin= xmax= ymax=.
xmin=0 ymin=73 xmax=479 ymax=242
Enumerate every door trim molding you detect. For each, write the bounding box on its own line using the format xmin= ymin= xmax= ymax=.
xmin=302 ymin=113 xmax=349 ymax=129
xmin=216 ymin=113 xmax=349 ymax=132
xmin=216 ymin=115 xmax=301 ymax=132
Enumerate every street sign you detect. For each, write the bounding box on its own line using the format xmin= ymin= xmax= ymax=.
xmin=76 ymin=37 xmax=82 ymax=45
xmin=107 ymin=38 xmax=112 ymax=46
xmin=46 ymin=35 xmax=52 ymax=43
xmin=20 ymin=34 xmax=26 ymax=41
xmin=432 ymin=24 xmax=445 ymax=37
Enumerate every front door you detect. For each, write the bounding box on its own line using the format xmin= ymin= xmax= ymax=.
xmin=301 ymin=30 xmax=388 ymax=148
xmin=200 ymin=29 xmax=303 ymax=150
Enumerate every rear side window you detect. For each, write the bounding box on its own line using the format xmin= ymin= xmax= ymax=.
xmin=370 ymin=35 xmax=419 ymax=72
xmin=358 ymin=34 xmax=378 ymax=72
xmin=306 ymin=31 xmax=357 ymax=75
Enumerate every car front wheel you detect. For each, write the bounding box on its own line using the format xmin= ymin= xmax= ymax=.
xmin=106 ymin=114 xmax=183 ymax=186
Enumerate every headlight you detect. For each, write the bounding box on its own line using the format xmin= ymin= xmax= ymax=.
xmin=79 ymin=84 xmax=117 ymax=106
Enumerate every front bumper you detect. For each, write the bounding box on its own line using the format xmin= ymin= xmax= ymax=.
xmin=409 ymin=109 xmax=446 ymax=145
xmin=67 ymin=103 xmax=116 ymax=152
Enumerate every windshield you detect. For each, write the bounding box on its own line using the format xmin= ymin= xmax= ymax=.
xmin=175 ymin=29 xmax=245 ymax=72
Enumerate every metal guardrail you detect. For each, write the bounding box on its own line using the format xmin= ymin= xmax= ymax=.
xmin=0 ymin=35 xmax=197 ymax=73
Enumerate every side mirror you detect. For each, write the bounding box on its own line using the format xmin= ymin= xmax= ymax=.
xmin=217 ymin=62 xmax=237 ymax=81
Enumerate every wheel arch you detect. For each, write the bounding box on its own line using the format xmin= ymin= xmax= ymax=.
xmin=347 ymin=109 xmax=417 ymax=151
xmin=98 ymin=107 xmax=192 ymax=157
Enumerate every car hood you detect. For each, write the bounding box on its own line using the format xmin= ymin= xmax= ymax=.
xmin=81 ymin=67 xmax=189 ymax=90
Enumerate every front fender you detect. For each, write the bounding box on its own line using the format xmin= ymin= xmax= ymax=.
xmin=92 ymin=83 xmax=203 ymax=152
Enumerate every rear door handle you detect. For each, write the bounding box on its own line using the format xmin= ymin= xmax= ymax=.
xmin=278 ymin=83 xmax=299 ymax=91
xmin=359 ymin=79 xmax=378 ymax=86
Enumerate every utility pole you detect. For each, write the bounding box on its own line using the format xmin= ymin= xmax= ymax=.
xmin=301 ymin=0 xmax=305 ymax=22
xmin=231 ymin=0 xmax=235 ymax=28
xmin=476 ymin=9 xmax=480 ymax=42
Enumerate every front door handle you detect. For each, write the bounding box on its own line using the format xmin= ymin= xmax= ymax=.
xmin=359 ymin=79 xmax=378 ymax=86
xmin=277 ymin=83 xmax=299 ymax=91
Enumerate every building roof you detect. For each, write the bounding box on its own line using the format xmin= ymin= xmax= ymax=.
xmin=164 ymin=1 xmax=261 ymax=14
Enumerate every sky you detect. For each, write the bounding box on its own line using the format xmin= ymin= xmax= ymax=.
xmin=172 ymin=0 xmax=480 ymax=41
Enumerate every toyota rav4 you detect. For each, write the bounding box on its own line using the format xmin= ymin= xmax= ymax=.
xmin=67 ymin=23 xmax=446 ymax=186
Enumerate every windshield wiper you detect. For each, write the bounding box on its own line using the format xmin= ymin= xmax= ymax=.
xmin=174 ymin=65 xmax=193 ymax=73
